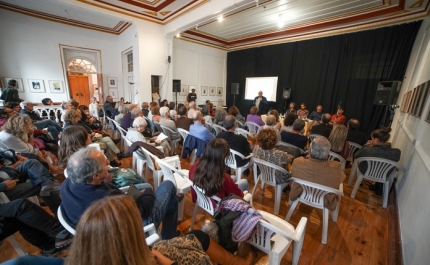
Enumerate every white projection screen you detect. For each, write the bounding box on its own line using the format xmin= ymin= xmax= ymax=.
xmin=244 ymin=77 xmax=278 ymax=101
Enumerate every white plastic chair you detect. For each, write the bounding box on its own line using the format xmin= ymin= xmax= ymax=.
xmin=307 ymin=134 xmax=320 ymax=143
xmin=285 ymin=178 xmax=343 ymax=244
xmin=203 ymin=115 xmax=213 ymax=124
xmin=248 ymin=210 xmax=307 ymax=265
xmin=327 ymin=151 xmax=346 ymax=169
xmin=140 ymin=147 xmax=181 ymax=190
xmin=123 ymin=137 xmax=147 ymax=181
xmin=177 ymin=128 xmax=189 ymax=143
xmin=159 ymin=124 xmax=181 ymax=152
xmin=250 ymin=157 xmax=290 ymax=215
xmin=236 ymin=120 xmax=244 ymax=128
xmin=0 ymin=192 xmax=41 ymax=256
xmin=350 ymin=157 xmax=405 ymax=207
xmin=346 ymin=141 xmax=362 ymax=162
xmin=276 ymin=141 xmax=306 ymax=157
xmin=210 ymin=123 xmax=225 ymax=136
xmin=235 ymin=128 xmax=256 ymax=140
xmin=152 ymin=156 xmax=191 ymax=221
xmin=245 ymin=121 xmax=261 ymax=133
xmin=225 ymin=149 xmax=253 ymax=180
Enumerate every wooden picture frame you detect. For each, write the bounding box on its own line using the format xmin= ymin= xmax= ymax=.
xmin=27 ymin=79 xmax=45 ymax=93
xmin=417 ymin=81 xmax=430 ymax=117
xmin=209 ymin=86 xmax=216 ymax=96
xmin=405 ymin=91 xmax=412 ymax=113
xmin=5 ymin=78 xmax=24 ymax=92
xmin=48 ymin=80 xmax=64 ymax=93
xmin=107 ymin=77 xmax=117 ymax=88
xmin=108 ymin=88 xmax=119 ymax=100
xmin=201 ymin=86 xmax=208 ymax=96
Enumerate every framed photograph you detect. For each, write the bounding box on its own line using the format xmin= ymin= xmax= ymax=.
xmin=180 ymin=85 xmax=187 ymax=96
xmin=417 ymin=81 xmax=430 ymax=117
xmin=405 ymin=91 xmax=412 ymax=114
xmin=28 ymin=79 xmax=45 ymax=93
xmin=216 ymin=87 xmax=223 ymax=96
xmin=108 ymin=88 xmax=119 ymax=100
xmin=209 ymin=86 xmax=216 ymax=96
xmin=201 ymin=86 xmax=208 ymax=96
xmin=48 ymin=80 xmax=64 ymax=93
xmin=107 ymin=77 xmax=117 ymax=88
xmin=5 ymin=78 xmax=24 ymax=92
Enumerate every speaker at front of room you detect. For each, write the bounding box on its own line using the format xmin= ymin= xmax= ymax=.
xmin=373 ymin=81 xmax=402 ymax=105
xmin=231 ymin=83 xmax=239 ymax=95
xmin=283 ymin=87 xmax=291 ymax=99
xmin=173 ymin=79 xmax=181 ymax=92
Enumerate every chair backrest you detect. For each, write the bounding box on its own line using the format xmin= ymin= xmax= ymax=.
xmin=188 ymin=180 xmax=221 ymax=216
xmin=203 ymin=115 xmax=213 ymax=124
xmin=346 ymin=141 xmax=362 ymax=162
xmin=177 ymin=128 xmax=189 ymax=142
xmin=355 ymin=157 xmax=405 ymax=182
xmin=289 ymin=177 xmax=343 ymax=209
xmin=140 ymin=147 xmax=157 ymax=171
xmin=57 ymin=206 xmax=76 ymax=235
xmin=210 ymin=123 xmax=225 ymax=136
xmin=276 ymin=141 xmax=305 ymax=158
xmin=153 ymin=122 xmax=163 ymax=133
xmin=236 ymin=120 xmax=244 ymax=128
xmin=152 ymin=155 xmax=178 ymax=186
xmin=225 ymin=149 xmax=248 ymax=170
xmin=235 ymin=128 xmax=256 ymax=139
xmin=307 ymin=134 xmax=320 ymax=142
xmin=327 ymin=151 xmax=346 ymax=169
xmin=245 ymin=121 xmax=261 ymax=133
xmin=248 ymin=210 xmax=307 ymax=254
xmin=159 ymin=124 xmax=175 ymax=139
xmin=252 ymin=157 xmax=289 ymax=186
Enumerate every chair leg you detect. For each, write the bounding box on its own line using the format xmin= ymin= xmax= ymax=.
xmin=274 ymin=184 xmax=285 ymax=215
xmin=322 ymin=208 xmax=329 ymax=244
xmin=237 ymin=168 xmax=242 ymax=180
xmin=285 ymin=199 xmax=299 ymax=221
xmin=8 ymin=236 xmax=25 ymax=256
xmin=350 ymin=176 xmax=363 ymax=198
xmin=292 ymin=228 xmax=306 ymax=265
xmin=250 ymin=178 xmax=260 ymax=208
xmin=332 ymin=196 xmax=341 ymax=222
xmin=178 ymin=196 xmax=185 ymax=221
xmin=268 ymin=252 xmax=281 ymax=265
xmin=189 ymin=203 xmax=199 ymax=231
xmin=383 ymin=181 xmax=389 ymax=208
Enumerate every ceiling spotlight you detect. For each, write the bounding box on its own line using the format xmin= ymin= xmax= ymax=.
xmin=255 ymin=0 xmax=259 ymax=7
xmin=278 ymin=14 xmax=285 ymax=28
xmin=176 ymin=32 xmax=181 ymax=38
xmin=218 ymin=15 xmax=224 ymax=22
xmin=195 ymin=24 xmax=199 ymax=30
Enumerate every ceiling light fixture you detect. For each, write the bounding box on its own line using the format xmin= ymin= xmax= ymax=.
xmin=218 ymin=15 xmax=224 ymax=22
xmin=176 ymin=32 xmax=181 ymax=38
xmin=255 ymin=0 xmax=259 ymax=7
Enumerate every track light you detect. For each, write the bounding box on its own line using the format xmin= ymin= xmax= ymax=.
xmin=218 ymin=15 xmax=224 ymax=22
xmin=176 ymin=32 xmax=181 ymax=38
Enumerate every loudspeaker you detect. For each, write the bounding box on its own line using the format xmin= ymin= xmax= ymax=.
xmin=231 ymin=83 xmax=239 ymax=95
xmin=283 ymin=87 xmax=291 ymax=99
xmin=373 ymin=81 xmax=402 ymax=105
xmin=173 ymin=79 xmax=181 ymax=92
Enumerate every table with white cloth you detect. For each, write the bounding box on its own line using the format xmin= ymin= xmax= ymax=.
xmin=260 ymin=114 xmax=315 ymax=135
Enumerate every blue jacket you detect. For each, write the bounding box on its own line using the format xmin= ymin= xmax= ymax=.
xmin=182 ymin=135 xmax=208 ymax=160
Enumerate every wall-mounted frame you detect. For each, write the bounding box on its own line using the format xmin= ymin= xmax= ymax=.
xmin=201 ymin=86 xmax=208 ymax=96
xmin=5 ymin=78 xmax=24 ymax=92
xmin=416 ymin=81 xmax=430 ymax=117
xmin=400 ymin=93 xmax=408 ymax=113
xmin=180 ymin=85 xmax=187 ymax=96
xmin=48 ymin=80 xmax=64 ymax=93
xmin=408 ymin=89 xmax=417 ymax=114
xmin=404 ymin=91 xmax=412 ymax=113
xmin=108 ymin=88 xmax=119 ymax=100
xmin=28 ymin=79 xmax=45 ymax=93
xmin=209 ymin=86 xmax=216 ymax=96
xmin=107 ymin=77 xmax=117 ymax=88
xmin=217 ymin=87 xmax=223 ymax=96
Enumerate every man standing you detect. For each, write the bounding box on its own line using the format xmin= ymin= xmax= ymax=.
xmin=20 ymin=102 xmax=63 ymax=141
xmin=252 ymin=91 xmax=268 ymax=114
xmin=346 ymin=118 xmax=367 ymax=146
xmin=0 ymin=79 xmax=23 ymax=103
xmin=331 ymin=107 xmax=346 ymax=125
xmin=310 ymin=113 xmax=332 ymax=138
xmin=187 ymin=88 xmax=197 ymax=103
xmin=289 ymin=137 xmax=345 ymax=211
xmin=60 ymin=148 xmax=179 ymax=239
xmin=175 ymin=106 xmax=193 ymax=131
xmin=189 ymin=111 xmax=215 ymax=142
xmin=309 ymin=105 xmax=323 ymax=121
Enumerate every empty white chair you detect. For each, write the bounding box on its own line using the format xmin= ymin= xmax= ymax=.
xmin=285 ymin=178 xmax=343 ymax=244
xmin=177 ymin=128 xmax=189 ymax=143
xmin=250 ymin=157 xmax=290 ymax=215
xmin=225 ymin=149 xmax=253 ymax=180
xmin=346 ymin=141 xmax=362 ymax=163
xmin=153 ymin=156 xmax=191 ymax=221
xmin=248 ymin=210 xmax=307 ymax=265
xmin=350 ymin=157 xmax=405 ymax=207
xmin=327 ymin=151 xmax=346 ymax=169
xmin=245 ymin=121 xmax=261 ymax=133
xmin=123 ymin=137 xmax=147 ymax=180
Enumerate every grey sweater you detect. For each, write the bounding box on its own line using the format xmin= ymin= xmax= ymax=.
xmin=354 ymin=144 xmax=401 ymax=173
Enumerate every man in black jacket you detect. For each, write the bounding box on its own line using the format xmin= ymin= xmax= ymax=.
xmin=346 ymin=119 xmax=367 ymax=146
xmin=310 ymin=113 xmax=332 ymax=138
xmin=252 ymin=91 xmax=268 ymax=114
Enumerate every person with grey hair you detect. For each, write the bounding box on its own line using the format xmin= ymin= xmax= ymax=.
xmin=60 ymin=148 xmax=180 ymax=240
xmin=216 ymin=115 xmax=252 ymax=176
xmin=120 ymin=104 xmax=138 ymax=130
xmin=257 ymin=114 xmax=281 ymax=142
xmin=187 ymin=101 xmax=196 ymax=119
xmin=280 ymin=118 xmax=307 ymax=150
xmin=60 ymin=100 xmax=73 ymax=123
xmin=289 ymin=136 xmax=345 ymax=211
xmin=310 ymin=113 xmax=332 ymax=138
xmin=159 ymin=106 xmax=181 ymax=143
xmin=214 ymin=109 xmax=227 ymax=125
xmin=114 ymin=104 xmax=127 ymax=124
xmin=189 ymin=111 xmax=214 ymax=142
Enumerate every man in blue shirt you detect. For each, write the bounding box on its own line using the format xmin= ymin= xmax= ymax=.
xmin=189 ymin=111 xmax=215 ymax=142
xmin=308 ymin=105 xmax=323 ymax=121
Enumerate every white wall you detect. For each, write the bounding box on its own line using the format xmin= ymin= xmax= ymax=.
xmin=0 ymin=9 xmax=125 ymax=103
xmin=172 ymin=39 xmax=227 ymax=106
xmin=390 ymin=18 xmax=430 ymax=265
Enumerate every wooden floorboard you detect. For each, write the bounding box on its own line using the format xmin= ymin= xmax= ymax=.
xmin=0 ymin=147 xmax=398 ymax=264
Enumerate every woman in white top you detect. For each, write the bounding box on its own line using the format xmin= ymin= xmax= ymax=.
xmin=88 ymin=97 xmax=99 ymax=119
xmin=0 ymin=114 xmax=39 ymax=154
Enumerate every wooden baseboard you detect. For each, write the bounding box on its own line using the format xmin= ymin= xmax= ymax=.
xmin=387 ymin=184 xmax=403 ymax=265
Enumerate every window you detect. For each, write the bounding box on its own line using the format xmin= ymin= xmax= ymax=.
xmin=67 ymin=59 xmax=97 ymax=74
xmin=127 ymin=53 xmax=133 ymax=72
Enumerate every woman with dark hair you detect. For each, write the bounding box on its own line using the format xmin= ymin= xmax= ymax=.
xmin=246 ymin=106 xmax=264 ymax=126
xmin=228 ymin=106 xmax=245 ymax=124
xmin=57 ymin=126 xmax=92 ymax=167
xmin=253 ymin=128 xmax=292 ymax=184
xmin=268 ymin=109 xmax=282 ymax=130
xmin=189 ymin=138 xmax=248 ymax=202
xmin=354 ymin=127 xmax=401 ymax=195
xmin=281 ymin=113 xmax=298 ymax=132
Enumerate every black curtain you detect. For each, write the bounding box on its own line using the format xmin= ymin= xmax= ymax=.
xmin=226 ymin=21 xmax=422 ymax=137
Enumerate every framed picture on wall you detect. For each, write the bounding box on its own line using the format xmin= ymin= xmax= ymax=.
xmin=107 ymin=77 xmax=117 ymax=88
xmin=417 ymin=81 xmax=430 ymax=117
xmin=209 ymin=86 xmax=216 ymax=96
xmin=48 ymin=80 xmax=64 ymax=93
xmin=28 ymin=79 xmax=45 ymax=93
xmin=216 ymin=87 xmax=223 ymax=96
xmin=180 ymin=85 xmax=187 ymax=96
xmin=201 ymin=86 xmax=208 ymax=96
xmin=5 ymin=78 xmax=24 ymax=92
xmin=109 ymin=88 xmax=119 ymax=100
xmin=404 ymin=91 xmax=412 ymax=113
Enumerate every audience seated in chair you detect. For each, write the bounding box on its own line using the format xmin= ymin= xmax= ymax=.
xmin=289 ymin=136 xmax=346 ymax=211
xmin=258 ymin=115 xmax=281 ymax=142
xmin=175 ymin=106 xmax=193 ymax=131
xmin=189 ymin=111 xmax=215 ymax=142
xmin=280 ymin=119 xmax=307 ymax=150
xmin=346 ymin=118 xmax=367 ymax=146
xmin=310 ymin=113 xmax=332 ymax=138
xmin=159 ymin=106 xmax=181 ymax=141
xmin=246 ymin=106 xmax=265 ymax=127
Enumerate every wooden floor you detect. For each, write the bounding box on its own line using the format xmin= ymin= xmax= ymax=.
xmin=0 ymin=150 xmax=393 ymax=264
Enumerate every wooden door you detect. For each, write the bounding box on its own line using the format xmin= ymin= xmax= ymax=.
xmin=68 ymin=75 xmax=90 ymax=106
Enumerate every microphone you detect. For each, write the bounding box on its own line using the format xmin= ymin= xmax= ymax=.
xmin=338 ymin=101 xmax=342 ymax=109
